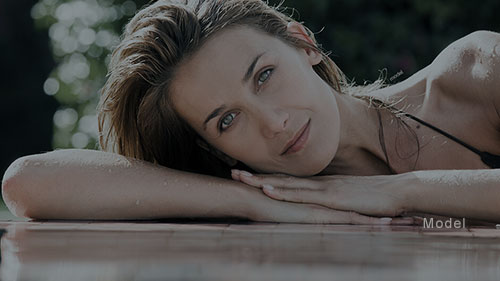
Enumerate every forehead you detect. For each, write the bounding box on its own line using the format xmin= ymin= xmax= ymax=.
xmin=173 ymin=26 xmax=277 ymax=88
xmin=170 ymin=26 xmax=287 ymax=132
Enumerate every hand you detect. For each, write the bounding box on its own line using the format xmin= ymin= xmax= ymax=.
xmin=246 ymin=194 xmax=417 ymax=225
xmin=232 ymin=169 xmax=411 ymax=218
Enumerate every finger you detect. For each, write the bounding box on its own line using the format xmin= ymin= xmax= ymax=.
xmin=388 ymin=216 xmax=423 ymax=226
xmin=231 ymin=169 xmax=244 ymax=182
xmin=231 ymin=169 xmax=260 ymax=187
xmin=261 ymin=184 xmax=322 ymax=205
xmin=231 ymin=170 xmax=239 ymax=181
xmin=311 ymin=208 xmax=410 ymax=225
xmin=232 ymin=169 xmax=320 ymax=189
xmin=345 ymin=212 xmax=396 ymax=225
xmin=231 ymin=169 xmax=256 ymax=186
xmin=268 ymin=203 xmax=397 ymax=225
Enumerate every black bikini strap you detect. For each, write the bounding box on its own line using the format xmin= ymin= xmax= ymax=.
xmin=404 ymin=112 xmax=500 ymax=169
xmin=364 ymin=98 xmax=500 ymax=169
xmin=479 ymin=152 xmax=500 ymax=169
xmin=403 ymin=113 xmax=482 ymax=155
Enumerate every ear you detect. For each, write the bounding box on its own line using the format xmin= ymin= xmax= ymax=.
xmin=286 ymin=21 xmax=322 ymax=66
xmin=196 ymin=138 xmax=238 ymax=167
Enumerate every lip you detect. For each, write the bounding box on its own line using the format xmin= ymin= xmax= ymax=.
xmin=280 ymin=119 xmax=311 ymax=156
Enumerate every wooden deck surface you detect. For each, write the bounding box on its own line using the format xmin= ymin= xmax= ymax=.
xmin=1 ymin=219 xmax=500 ymax=281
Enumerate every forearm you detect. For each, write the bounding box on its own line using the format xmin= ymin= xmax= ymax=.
xmin=1 ymin=149 xmax=255 ymax=220
xmin=402 ymin=169 xmax=500 ymax=222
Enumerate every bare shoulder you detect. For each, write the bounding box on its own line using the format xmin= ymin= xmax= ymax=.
xmin=428 ymin=30 xmax=500 ymax=112
xmin=373 ymin=31 xmax=500 ymax=118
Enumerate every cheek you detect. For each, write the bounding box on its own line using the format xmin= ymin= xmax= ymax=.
xmin=217 ymin=130 xmax=266 ymax=159
xmin=274 ymin=73 xmax=314 ymax=105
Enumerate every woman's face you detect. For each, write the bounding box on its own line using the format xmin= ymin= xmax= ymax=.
xmin=170 ymin=25 xmax=341 ymax=176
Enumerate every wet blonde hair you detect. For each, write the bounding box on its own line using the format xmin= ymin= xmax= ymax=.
xmin=97 ymin=0 xmax=384 ymax=177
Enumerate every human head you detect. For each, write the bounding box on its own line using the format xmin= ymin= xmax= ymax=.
xmin=98 ymin=0 xmax=348 ymax=178
xmin=171 ymin=24 xmax=345 ymax=176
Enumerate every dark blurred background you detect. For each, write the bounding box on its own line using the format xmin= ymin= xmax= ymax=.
xmin=1 ymin=0 xmax=499 ymax=206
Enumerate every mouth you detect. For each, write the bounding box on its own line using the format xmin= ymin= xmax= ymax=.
xmin=280 ymin=118 xmax=311 ymax=156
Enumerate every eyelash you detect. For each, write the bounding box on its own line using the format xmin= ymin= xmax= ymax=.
xmin=257 ymin=68 xmax=274 ymax=89
xmin=217 ymin=68 xmax=274 ymax=133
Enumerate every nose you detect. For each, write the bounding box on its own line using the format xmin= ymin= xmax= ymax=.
xmin=258 ymin=106 xmax=289 ymax=139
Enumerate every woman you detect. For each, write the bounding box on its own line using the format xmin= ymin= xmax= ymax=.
xmin=2 ymin=0 xmax=500 ymax=223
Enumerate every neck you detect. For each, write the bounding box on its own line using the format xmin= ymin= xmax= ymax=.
xmin=319 ymin=68 xmax=429 ymax=176
xmin=319 ymin=93 xmax=394 ymax=176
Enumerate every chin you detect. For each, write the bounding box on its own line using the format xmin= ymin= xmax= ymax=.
xmin=284 ymin=158 xmax=331 ymax=177
xmin=308 ymin=144 xmax=338 ymax=175
xmin=302 ymin=161 xmax=332 ymax=176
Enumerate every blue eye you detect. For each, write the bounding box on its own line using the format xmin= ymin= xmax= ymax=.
xmin=219 ymin=112 xmax=237 ymax=132
xmin=216 ymin=69 xmax=273 ymax=133
xmin=257 ymin=69 xmax=273 ymax=86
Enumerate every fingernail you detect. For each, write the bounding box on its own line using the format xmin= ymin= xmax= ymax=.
xmin=240 ymin=171 xmax=253 ymax=177
xmin=262 ymin=184 xmax=274 ymax=191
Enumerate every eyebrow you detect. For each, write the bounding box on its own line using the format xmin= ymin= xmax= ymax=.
xmin=242 ymin=52 xmax=265 ymax=84
xmin=202 ymin=53 xmax=265 ymax=131
xmin=202 ymin=104 xmax=227 ymax=131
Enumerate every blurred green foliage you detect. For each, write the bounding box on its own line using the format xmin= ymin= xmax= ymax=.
xmin=32 ymin=0 xmax=149 ymax=150
xmin=31 ymin=0 xmax=499 ymax=150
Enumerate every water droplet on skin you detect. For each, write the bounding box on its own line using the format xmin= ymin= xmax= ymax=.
xmin=135 ymin=199 xmax=140 ymax=205
xmin=163 ymin=181 xmax=168 ymax=186
xmin=108 ymin=169 xmax=112 ymax=173
xmin=33 ymin=162 xmax=41 ymax=166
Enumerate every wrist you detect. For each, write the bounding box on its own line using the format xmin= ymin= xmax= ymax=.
xmin=369 ymin=172 xmax=418 ymax=216
xmin=235 ymin=182 xmax=288 ymax=222
xmin=231 ymin=181 xmax=266 ymax=220
xmin=395 ymin=172 xmax=420 ymax=214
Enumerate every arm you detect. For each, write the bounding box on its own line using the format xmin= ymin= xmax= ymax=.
xmin=1 ymin=149 xmax=250 ymax=220
xmin=232 ymin=169 xmax=500 ymax=223
xmin=1 ymin=149 xmax=390 ymax=224
xmin=403 ymin=169 xmax=500 ymax=222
